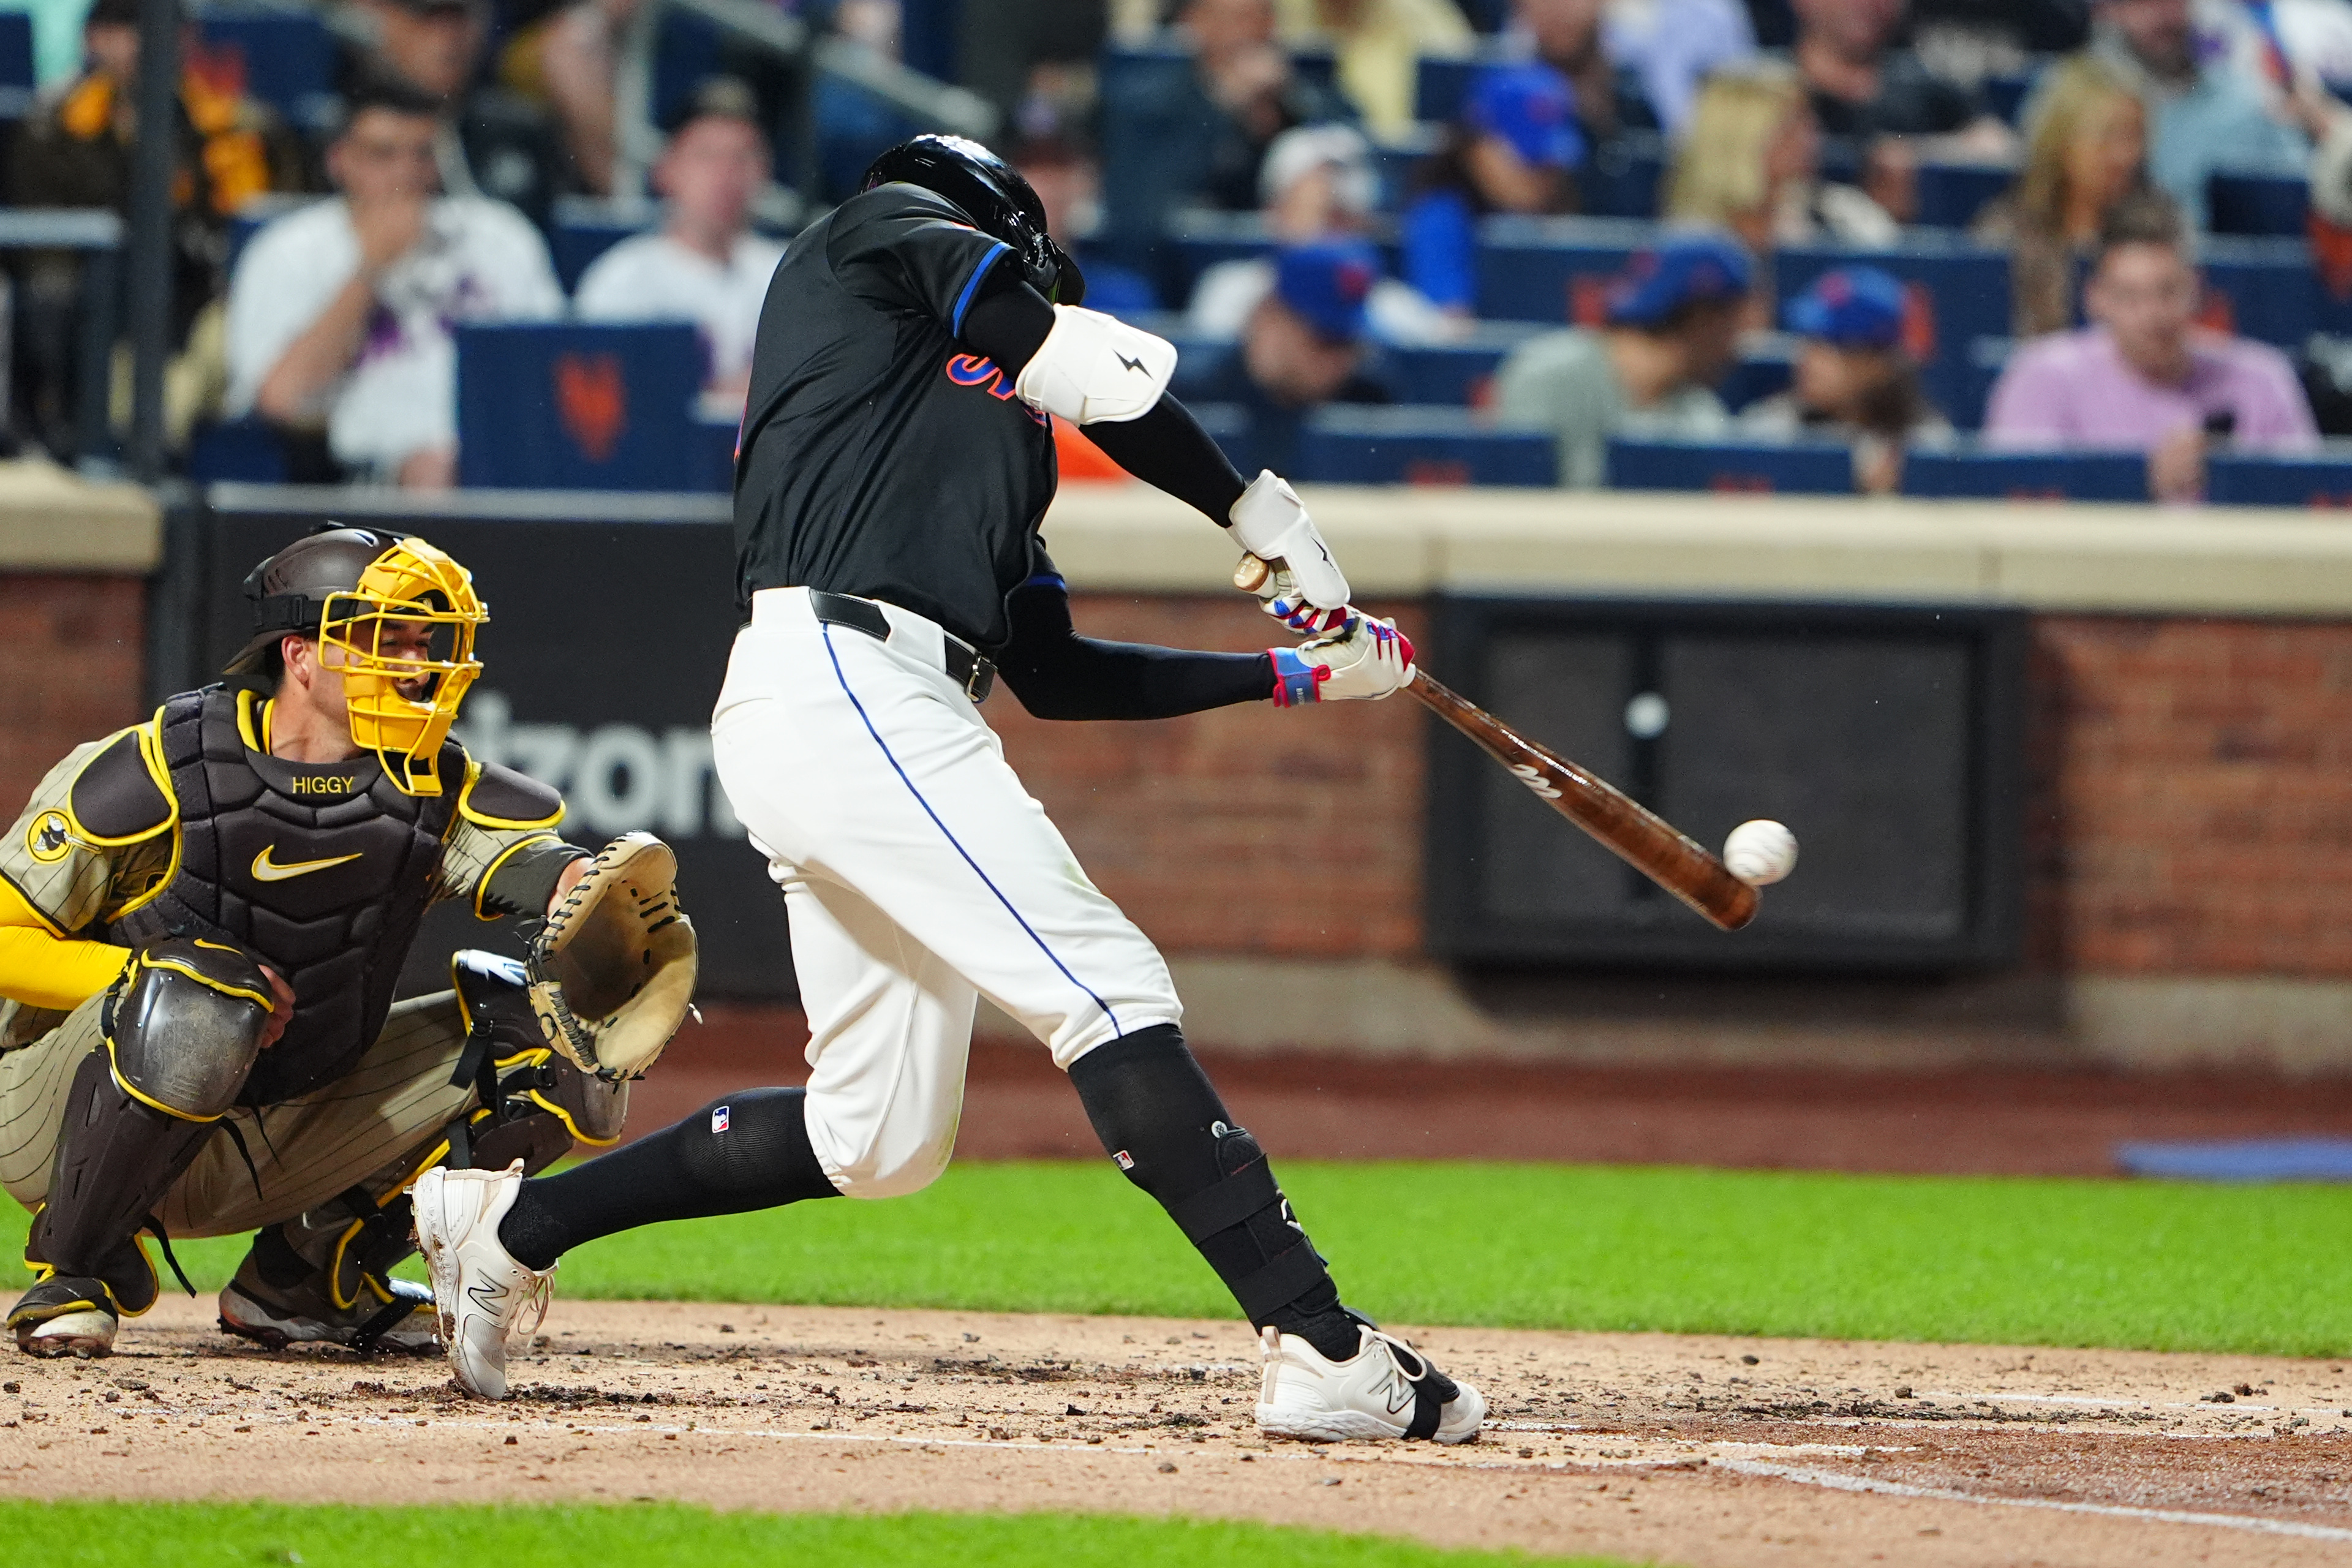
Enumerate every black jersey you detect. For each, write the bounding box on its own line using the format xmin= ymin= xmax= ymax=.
xmin=733 ymin=184 xmax=1058 ymax=650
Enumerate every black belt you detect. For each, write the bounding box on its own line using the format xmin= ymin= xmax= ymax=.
xmin=809 ymin=590 xmax=995 ymax=703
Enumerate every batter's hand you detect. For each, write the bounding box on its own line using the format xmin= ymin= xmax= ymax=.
xmin=1271 ymin=614 xmax=1414 ymax=706
xmin=1229 ymin=471 xmax=1349 ymax=612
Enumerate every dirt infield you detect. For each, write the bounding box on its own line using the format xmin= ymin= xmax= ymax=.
xmin=3 ymin=1298 xmax=2346 ymax=1568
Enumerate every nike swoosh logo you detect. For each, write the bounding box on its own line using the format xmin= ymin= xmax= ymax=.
xmin=1117 ymin=353 xmax=1147 ymax=373
xmin=251 ymin=845 xmax=362 ymax=883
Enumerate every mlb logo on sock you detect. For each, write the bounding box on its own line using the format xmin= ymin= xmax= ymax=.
xmin=712 ymin=1105 xmax=731 ymax=1134
xmin=1113 ymin=1150 xmax=1133 ymax=1170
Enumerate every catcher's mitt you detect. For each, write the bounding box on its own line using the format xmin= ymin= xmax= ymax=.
xmin=525 ymin=832 xmax=697 ymax=1080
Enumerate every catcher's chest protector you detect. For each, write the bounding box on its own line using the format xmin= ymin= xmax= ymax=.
xmin=110 ymin=687 xmax=461 ymax=1103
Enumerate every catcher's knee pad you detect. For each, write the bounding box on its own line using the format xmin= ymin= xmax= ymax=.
xmin=37 ymin=1047 xmax=215 ymax=1280
xmin=1068 ymin=1024 xmax=1333 ymax=1324
xmin=108 ymin=938 xmax=272 ymax=1120
xmin=445 ymin=950 xmax=630 ymax=1172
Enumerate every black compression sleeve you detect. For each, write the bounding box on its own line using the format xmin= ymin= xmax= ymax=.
xmin=958 ymin=275 xmax=1250 ymax=524
xmin=996 ymin=576 xmax=1272 ymax=721
xmin=1083 ymin=395 xmax=1250 ymax=523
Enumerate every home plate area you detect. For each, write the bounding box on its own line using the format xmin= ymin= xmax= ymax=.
xmin=1 ymin=1297 xmax=2346 ymax=1568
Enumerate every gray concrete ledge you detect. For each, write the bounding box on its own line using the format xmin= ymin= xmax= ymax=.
xmin=0 ymin=461 xmax=159 ymax=573
xmin=1041 ymin=484 xmax=2352 ymax=616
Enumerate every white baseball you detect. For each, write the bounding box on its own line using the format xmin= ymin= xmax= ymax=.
xmin=1723 ymin=819 xmax=1798 ymax=886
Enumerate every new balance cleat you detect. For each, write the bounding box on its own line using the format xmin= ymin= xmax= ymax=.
xmin=1256 ymin=1322 xmax=1486 ymax=1444
xmin=410 ymin=1163 xmax=552 ymax=1399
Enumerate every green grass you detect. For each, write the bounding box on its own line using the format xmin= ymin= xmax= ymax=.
xmin=16 ymin=1162 xmax=2348 ymax=1357
xmin=0 ymin=1501 xmax=1630 ymax=1567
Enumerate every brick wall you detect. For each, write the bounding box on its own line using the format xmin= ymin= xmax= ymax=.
xmin=2030 ymin=616 xmax=2352 ymax=978
xmin=1002 ymin=598 xmax=2352 ymax=981
xmin=0 ymin=576 xmax=146 ymax=820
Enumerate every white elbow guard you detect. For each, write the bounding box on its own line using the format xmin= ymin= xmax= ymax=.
xmin=1012 ymin=306 xmax=1176 ymax=424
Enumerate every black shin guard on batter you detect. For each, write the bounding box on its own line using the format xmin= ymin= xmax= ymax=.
xmin=36 ymin=1049 xmax=214 ymax=1292
xmin=495 ymin=1087 xmax=839 ymax=1269
xmin=1068 ymin=1025 xmax=1357 ymax=1361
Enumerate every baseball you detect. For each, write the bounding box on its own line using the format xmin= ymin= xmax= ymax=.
xmin=1724 ymin=819 xmax=1798 ymax=886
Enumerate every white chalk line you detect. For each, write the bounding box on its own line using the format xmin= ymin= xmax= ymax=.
xmin=1715 ymin=1458 xmax=2352 ymax=1544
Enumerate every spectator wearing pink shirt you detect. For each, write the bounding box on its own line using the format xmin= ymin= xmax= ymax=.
xmin=1983 ymin=191 xmax=2316 ymax=503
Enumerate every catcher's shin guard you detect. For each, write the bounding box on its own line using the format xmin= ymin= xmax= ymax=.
xmin=37 ymin=1043 xmax=222 ymax=1284
xmin=1068 ymin=1025 xmax=1353 ymax=1357
xmin=445 ymin=950 xmax=630 ymax=1172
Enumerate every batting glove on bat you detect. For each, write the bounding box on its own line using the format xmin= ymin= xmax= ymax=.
xmin=1230 ymin=470 xmax=1349 ymax=616
xmin=525 ymin=832 xmax=698 ymax=1082
xmin=1271 ymin=614 xmax=1415 ymax=706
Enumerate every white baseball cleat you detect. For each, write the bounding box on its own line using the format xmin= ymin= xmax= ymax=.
xmin=1256 ymin=1322 xmax=1487 ymax=1444
xmin=410 ymin=1163 xmax=552 ymax=1400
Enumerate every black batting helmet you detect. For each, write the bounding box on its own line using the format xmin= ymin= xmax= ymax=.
xmin=861 ymin=134 xmax=1085 ymax=307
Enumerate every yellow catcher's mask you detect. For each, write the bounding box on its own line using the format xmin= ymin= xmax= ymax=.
xmin=317 ymin=537 xmax=487 ymax=796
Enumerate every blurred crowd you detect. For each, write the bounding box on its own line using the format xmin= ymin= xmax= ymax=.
xmin=0 ymin=0 xmax=2348 ymax=496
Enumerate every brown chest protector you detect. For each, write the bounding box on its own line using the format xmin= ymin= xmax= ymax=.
xmin=109 ymin=687 xmax=462 ymax=1104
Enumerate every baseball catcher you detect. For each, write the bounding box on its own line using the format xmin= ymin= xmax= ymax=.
xmin=0 ymin=526 xmax=696 ymax=1357
xmin=415 ymin=135 xmax=1482 ymax=1443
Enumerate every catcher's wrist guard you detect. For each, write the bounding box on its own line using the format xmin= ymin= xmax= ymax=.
xmin=524 ymin=832 xmax=698 ymax=1081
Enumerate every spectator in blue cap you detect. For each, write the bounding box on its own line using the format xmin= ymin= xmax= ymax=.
xmin=1491 ymin=231 xmax=1754 ymax=486
xmin=1175 ymin=236 xmax=1398 ymax=475
xmin=1401 ymin=61 xmax=1585 ymax=317
xmin=1743 ymin=265 xmax=1950 ymax=492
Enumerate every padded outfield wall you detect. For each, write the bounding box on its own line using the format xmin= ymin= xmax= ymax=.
xmin=17 ymin=467 xmax=2352 ymax=1071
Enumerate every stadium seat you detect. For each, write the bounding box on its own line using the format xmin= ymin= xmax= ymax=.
xmin=1606 ymin=435 xmax=1853 ymax=494
xmin=1389 ymin=325 xmax=1544 ymax=405
xmin=1913 ymin=161 xmax=2013 ymax=231
xmin=1581 ymin=130 xmax=1667 ymax=221
xmin=186 ymin=417 xmax=289 ymax=484
xmin=1473 ymin=214 xmax=1653 ymax=323
xmin=1943 ymin=336 xmax=2011 ymax=431
xmin=2206 ymin=449 xmax=2352 ymax=507
xmin=455 ymin=323 xmax=708 ymax=491
xmin=2207 ymin=168 xmax=2309 ymax=237
xmin=1296 ymin=405 xmax=1553 ymax=484
xmin=1982 ymin=63 xmax=2043 ymax=126
xmin=1717 ymin=342 xmax=1795 ymax=413
xmin=1899 ymin=447 xmax=2148 ymax=500
xmin=1165 ymin=210 xmax=1276 ymax=301
xmin=1414 ymin=53 xmax=1485 ymax=123
xmin=549 ymin=198 xmax=652 ymax=293
xmin=194 ymin=9 xmax=335 ymax=126
xmin=0 ymin=13 xmax=30 ymax=91
xmin=2198 ymin=236 xmax=2318 ymax=347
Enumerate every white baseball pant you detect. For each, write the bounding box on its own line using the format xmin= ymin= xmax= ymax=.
xmin=710 ymin=587 xmax=1183 ymax=1199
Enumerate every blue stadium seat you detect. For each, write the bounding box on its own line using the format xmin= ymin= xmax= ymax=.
xmin=1913 ymin=161 xmax=2012 ymax=230
xmin=549 ymin=200 xmax=650 ymax=293
xmin=2206 ymin=450 xmax=2352 ymax=507
xmin=1473 ymin=214 xmax=1653 ymax=324
xmin=2207 ymin=168 xmax=2309 ymax=237
xmin=1717 ymin=344 xmax=1794 ymax=413
xmin=1606 ymin=436 xmax=1853 ymax=494
xmin=0 ymin=12 xmax=29 ymax=91
xmin=186 ymin=417 xmax=288 ymax=484
xmin=1581 ymin=130 xmax=1667 ymax=221
xmin=1775 ymin=238 xmax=2010 ymax=428
xmin=195 ymin=10 xmax=335 ymax=124
xmin=1414 ymin=54 xmax=1483 ymax=123
xmin=1982 ymin=63 xmax=2043 ymax=126
xmin=1389 ymin=330 xmax=1540 ymax=404
xmin=456 ymin=323 xmax=708 ymax=491
xmin=2198 ymin=236 xmax=2318 ymax=347
xmin=1296 ymin=405 xmax=1553 ymax=484
xmin=1945 ymin=336 xmax=2011 ymax=431
xmin=652 ymin=9 xmax=725 ymax=138
xmin=1164 ymin=211 xmax=1275 ymax=301
xmin=1900 ymin=447 xmax=2147 ymax=500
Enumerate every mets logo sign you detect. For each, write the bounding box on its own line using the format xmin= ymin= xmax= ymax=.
xmin=944 ymin=354 xmax=1048 ymax=426
xmin=555 ymin=352 xmax=628 ymax=461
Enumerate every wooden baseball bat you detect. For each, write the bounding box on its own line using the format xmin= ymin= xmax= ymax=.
xmin=1236 ymin=554 xmax=1760 ymax=932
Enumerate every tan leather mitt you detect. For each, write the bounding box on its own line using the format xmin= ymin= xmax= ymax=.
xmin=525 ymin=832 xmax=697 ymax=1081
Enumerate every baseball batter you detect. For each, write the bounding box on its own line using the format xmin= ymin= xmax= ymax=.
xmin=0 ymin=527 xmax=693 ymax=1357
xmin=417 ymin=136 xmax=1485 ymax=1443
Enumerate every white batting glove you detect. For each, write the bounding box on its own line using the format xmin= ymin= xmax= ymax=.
xmin=1270 ymin=614 xmax=1415 ymax=706
xmin=1231 ymin=470 xmax=1349 ymax=613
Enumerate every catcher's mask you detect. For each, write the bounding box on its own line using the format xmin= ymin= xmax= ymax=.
xmin=861 ymin=134 xmax=1085 ymax=306
xmin=225 ymin=526 xmax=487 ymax=797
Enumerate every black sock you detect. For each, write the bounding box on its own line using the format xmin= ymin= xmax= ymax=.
xmin=496 ymin=1087 xmax=838 ymax=1270
xmin=1067 ymin=1025 xmax=1358 ymax=1362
